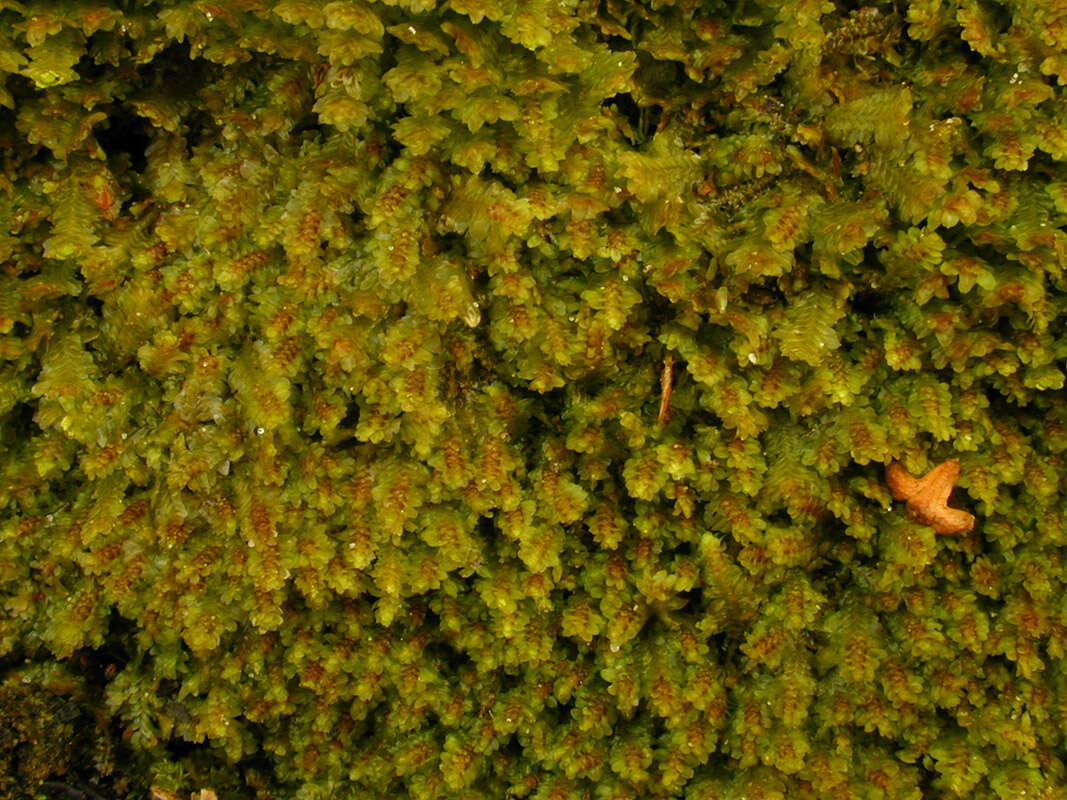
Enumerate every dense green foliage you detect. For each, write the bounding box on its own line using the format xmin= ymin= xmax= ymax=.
xmin=3 ymin=0 xmax=1067 ymax=797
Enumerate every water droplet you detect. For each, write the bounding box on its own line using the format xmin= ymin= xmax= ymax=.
xmin=247 ymin=540 xmax=255 ymax=548
xmin=609 ymin=643 xmax=620 ymax=652
xmin=256 ymin=427 xmax=265 ymax=435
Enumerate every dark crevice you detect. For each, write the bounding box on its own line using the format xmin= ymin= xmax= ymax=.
xmin=339 ymin=399 xmax=361 ymax=430
xmin=604 ymin=92 xmax=642 ymax=129
xmin=850 ymin=288 xmax=892 ymax=318
xmin=5 ymin=400 xmax=37 ymax=439
xmin=183 ymin=109 xmax=214 ymax=154
xmin=39 ymin=781 xmax=109 ymax=800
xmin=291 ymin=118 xmax=324 ymax=140
xmin=95 ymin=109 xmax=151 ymax=173
xmin=603 ymin=93 xmax=664 ymax=145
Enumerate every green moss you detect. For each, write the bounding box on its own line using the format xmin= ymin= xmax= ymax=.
xmin=0 ymin=660 xmax=134 ymax=799
xmin=2 ymin=0 xmax=1067 ymax=797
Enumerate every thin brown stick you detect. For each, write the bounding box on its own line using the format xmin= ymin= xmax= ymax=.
xmin=657 ymin=354 xmax=674 ymax=426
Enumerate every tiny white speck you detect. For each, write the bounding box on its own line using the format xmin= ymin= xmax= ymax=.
xmin=256 ymin=427 xmax=264 ymax=434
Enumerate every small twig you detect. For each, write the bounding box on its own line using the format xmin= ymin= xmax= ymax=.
xmin=657 ymin=354 xmax=674 ymax=426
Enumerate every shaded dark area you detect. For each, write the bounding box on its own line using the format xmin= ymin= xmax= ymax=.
xmin=95 ymin=109 xmax=151 ymax=173
xmin=604 ymin=92 xmax=643 ymax=129
xmin=0 ymin=668 xmax=140 ymax=800
xmin=183 ymin=108 xmax=215 ymax=154
xmin=603 ymin=92 xmax=663 ymax=144
xmin=291 ymin=117 xmax=325 ymax=140
xmin=3 ymin=399 xmax=37 ymax=438
xmin=339 ymin=398 xmax=361 ymax=430
xmin=39 ymin=782 xmax=110 ymax=800
xmin=79 ymin=611 xmax=136 ymax=687
xmin=850 ymin=288 xmax=892 ymax=318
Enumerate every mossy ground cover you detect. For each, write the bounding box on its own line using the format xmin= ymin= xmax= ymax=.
xmin=3 ymin=1 xmax=1067 ymax=798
